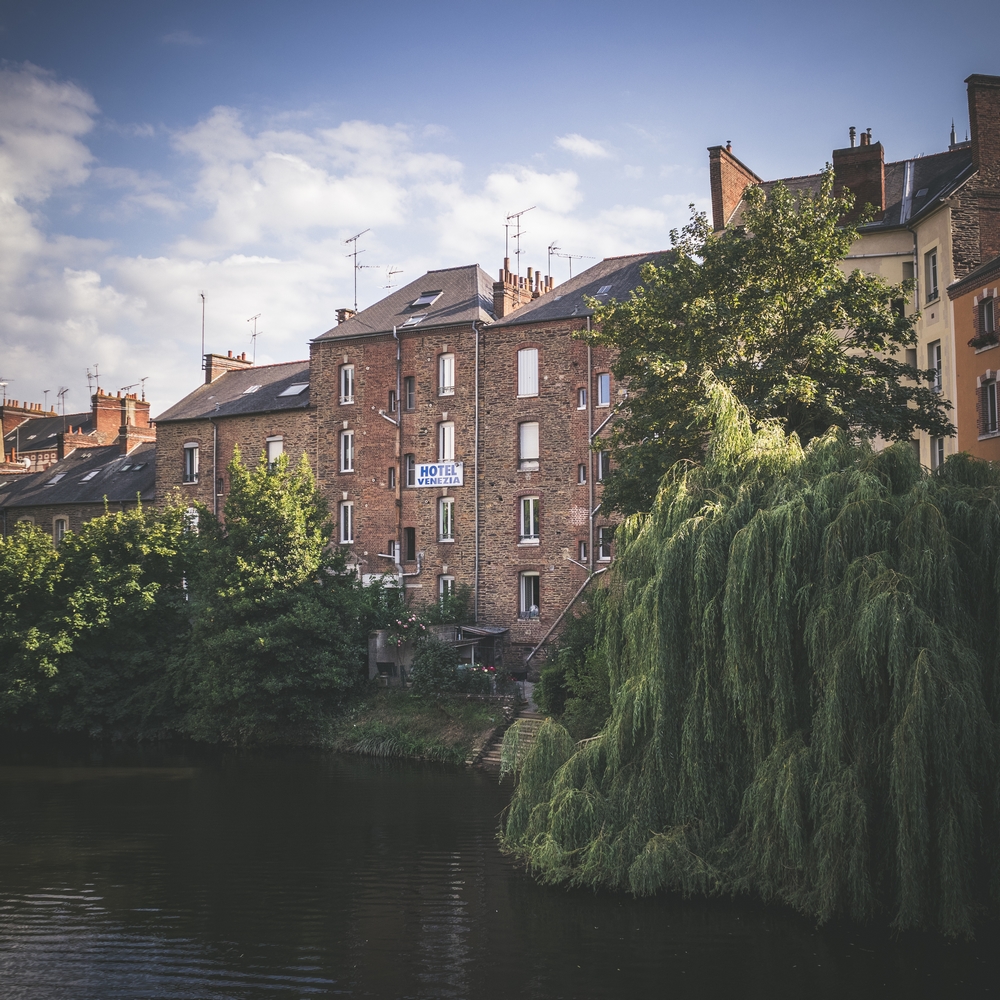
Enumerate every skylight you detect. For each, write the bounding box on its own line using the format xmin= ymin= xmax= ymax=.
xmin=27 ymin=433 xmax=37 ymax=440
xmin=410 ymin=290 xmax=442 ymax=308
xmin=118 ymin=465 xmax=132 ymax=472
xmin=80 ymin=470 xmax=100 ymax=481
xmin=402 ymin=314 xmax=427 ymax=327
xmin=45 ymin=473 xmax=65 ymax=485
xmin=596 ymin=285 xmax=613 ymax=295
xmin=278 ymin=383 xmax=309 ymax=397
xmin=242 ymin=384 xmax=262 ymax=394
xmin=916 ymin=188 xmax=928 ymax=198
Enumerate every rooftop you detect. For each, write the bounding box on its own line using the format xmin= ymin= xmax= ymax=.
xmin=3 ymin=411 xmax=92 ymax=455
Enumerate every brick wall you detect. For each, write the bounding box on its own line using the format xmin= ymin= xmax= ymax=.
xmin=832 ymin=139 xmax=886 ymax=223
xmin=708 ymin=144 xmax=761 ymax=231
xmin=1 ymin=500 xmax=135 ymax=539
xmin=968 ymin=74 xmax=1000 ymax=261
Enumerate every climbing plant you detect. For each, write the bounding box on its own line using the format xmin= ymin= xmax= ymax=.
xmin=500 ymin=381 xmax=1000 ymax=938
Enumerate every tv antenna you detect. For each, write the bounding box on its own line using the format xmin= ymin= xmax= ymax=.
xmin=200 ymin=292 xmax=206 ymax=364
xmin=384 ymin=266 xmax=404 ymax=289
xmin=247 ymin=314 xmax=262 ymax=363
xmin=547 ymin=242 xmax=560 ymax=281
xmin=86 ymin=364 xmax=101 ymax=395
xmin=119 ymin=377 xmax=148 ymax=400
xmin=43 ymin=389 xmax=50 ymax=410
xmin=505 ymin=207 xmax=535 ymax=286
xmin=551 ymin=248 xmax=595 ymax=279
xmin=57 ymin=387 xmax=69 ymax=418
xmin=344 ymin=229 xmax=372 ymax=312
xmin=0 ymin=377 xmax=10 ymax=406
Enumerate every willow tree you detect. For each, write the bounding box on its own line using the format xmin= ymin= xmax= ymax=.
xmin=500 ymin=384 xmax=1000 ymax=938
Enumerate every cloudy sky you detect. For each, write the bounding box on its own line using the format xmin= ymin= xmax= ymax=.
xmin=1 ymin=0 xmax=997 ymax=414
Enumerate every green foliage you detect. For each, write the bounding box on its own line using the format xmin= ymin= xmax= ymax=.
xmin=590 ymin=170 xmax=954 ymax=514
xmin=410 ymin=635 xmax=461 ymax=697
xmin=501 ymin=383 xmax=1000 ymax=938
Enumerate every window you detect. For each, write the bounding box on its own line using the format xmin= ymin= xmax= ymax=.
xmin=266 ymin=436 xmax=283 ymax=468
xmin=387 ymin=539 xmax=397 ymax=560
xmin=183 ymin=443 xmax=199 ymax=483
xmin=979 ymin=297 xmax=996 ymax=342
xmin=596 ymin=373 xmax=611 ymax=407
xmin=925 ymin=248 xmax=939 ymax=302
xmin=53 ymin=518 xmax=67 ymax=542
xmin=388 ymin=388 xmax=397 ymax=413
xmin=439 ymin=497 xmax=455 ymax=541
xmin=519 ymin=422 xmax=539 ymax=471
xmin=578 ymin=463 xmax=587 ymax=484
xmin=577 ymin=387 xmax=587 ymax=410
xmin=929 ymin=341 xmax=942 ymax=392
xmin=578 ymin=540 xmax=588 ymax=562
xmin=404 ymin=376 xmax=416 ymax=411
xmin=438 ymin=421 xmax=455 ymax=461
xmin=402 ymin=314 xmax=426 ymax=327
xmin=981 ymin=377 xmax=999 ymax=436
xmin=439 ymin=575 xmax=456 ymax=599
xmin=517 ymin=348 xmax=539 ymax=397
xmin=242 ymin=384 xmax=261 ymax=395
xmin=438 ymin=353 xmax=455 ymax=396
xmin=404 ymin=526 xmax=416 ymax=562
xmin=902 ymin=260 xmax=915 ymax=283
xmin=519 ymin=572 xmax=540 ymax=618
xmin=339 ymin=501 xmax=354 ymax=544
xmin=340 ymin=429 xmax=355 ymax=472
xmin=596 ymin=450 xmax=610 ymax=481
xmin=411 ymin=290 xmax=442 ymax=308
xmin=405 ymin=454 xmax=416 ymax=487
xmin=80 ymin=470 xmax=100 ymax=482
xmin=388 ymin=466 xmax=396 ymax=489
xmin=598 ymin=526 xmax=614 ymax=561
xmin=520 ymin=496 xmax=540 ymax=543
xmin=905 ymin=348 xmax=918 ymax=369
xmin=931 ymin=436 xmax=945 ymax=470
xmin=44 ymin=474 xmax=64 ymax=486
xmin=596 ymin=284 xmax=613 ymax=296
xmin=340 ymin=364 xmax=355 ymax=404
xmin=278 ymin=383 xmax=308 ymax=397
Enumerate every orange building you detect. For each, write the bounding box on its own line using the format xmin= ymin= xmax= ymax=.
xmin=949 ymin=252 xmax=1000 ymax=460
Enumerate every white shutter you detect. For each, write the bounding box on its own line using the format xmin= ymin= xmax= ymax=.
xmin=517 ymin=348 xmax=539 ymax=397
xmin=519 ymin=421 xmax=539 ymax=461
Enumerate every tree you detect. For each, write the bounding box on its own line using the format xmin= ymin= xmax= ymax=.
xmin=590 ymin=170 xmax=954 ymax=514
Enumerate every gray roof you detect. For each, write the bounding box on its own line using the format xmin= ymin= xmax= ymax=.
xmin=313 ymin=264 xmax=495 ymax=341
xmin=948 ymin=249 xmax=1000 ymax=297
xmin=0 ymin=442 xmax=156 ymax=510
xmin=153 ymin=360 xmax=310 ymax=423
xmin=491 ymin=252 xmax=670 ymax=327
xmin=3 ymin=411 xmax=91 ymax=455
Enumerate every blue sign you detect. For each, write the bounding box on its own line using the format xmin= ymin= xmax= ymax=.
xmin=416 ymin=462 xmax=464 ymax=487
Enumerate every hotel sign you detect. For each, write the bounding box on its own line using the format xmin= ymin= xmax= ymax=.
xmin=416 ymin=462 xmax=464 ymax=487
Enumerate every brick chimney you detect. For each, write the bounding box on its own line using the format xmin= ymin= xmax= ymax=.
xmin=204 ymin=350 xmax=253 ymax=384
xmin=967 ymin=74 xmax=1000 ymax=261
xmin=492 ymin=259 xmax=554 ymax=318
xmin=708 ymin=143 xmax=762 ymax=231
xmin=336 ymin=308 xmax=357 ymax=325
xmin=92 ymin=389 xmax=125 ymax=438
xmin=832 ymin=129 xmax=885 ymax=224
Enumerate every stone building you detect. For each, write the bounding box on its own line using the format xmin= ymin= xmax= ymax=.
xmin=153 ymin=352 xmax=312 ymax=517
xmin=708 ymin=73 xmax=1000 ymax=468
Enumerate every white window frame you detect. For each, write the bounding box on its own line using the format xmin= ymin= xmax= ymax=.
xmin=925 ymin=248 xmax=939 ymax=302
xmin=930 ymin=436 xmax=945 ymax=470
xmin=183 ymin=443 xmax=199 ymax=484
xmin=438 ymin=353 xmax=455 ymax=396
xmin=578 ymin=539 xmax=588 ymax=562
xmin=388 ymin=388 xmax=397 ymax=413
xmin=439 ymin=575 xmax=456 ymax=599
xmin=403 ymin=376 xmax=415 ymax=411
xmin=517 ymin=347 xmax=539 ymax=397
xmin=596 ymin=450 xmax=609 ymax=481
xmin=340 ymin=364 xmax=355 ymax=404
xmin=340 ymin=429 xmax=355 ymax=472
xmin=982 ymin=379 xmax=999 ymax=437
xmin=438 ymin=496 xmax=455 ymax=541
xmin=929 ymin=341 xmax=942 ymax=393
xmin=596 ymin=372 xmax=611 ymax=407
xmin=519 ymin=421 xmax=539 ymax=471
xmin=578 ymin=463 xmax=587 ymax=484
xmin=339 ymin=501 xmax=354 ymax=544
xmin=519 ymin=496 xmax=540 ymax=543
xmin=53 ymin=517 xmax=67 ymax=542
xmin=266 ymin=435 xmax=283 ymax=468
xmin=405 ymin=454 xmax=416 ymax=487
xmin=388 ymin=466 xmax=396 ymax=489
xmin=577 ymin=387 xmax=587 ymax=410
xmin=981 ymin=297 xmax=996 ymax=338
xmin=438 ymin=421 xmax=455 ymax=461
xmin=519 ymin=572 xmax=540 ymax=619
xmin=598 ymin=526 xmax=613 ymax=562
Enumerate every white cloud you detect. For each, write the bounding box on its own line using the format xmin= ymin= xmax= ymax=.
xmin=555 ymin=133 xmax=611 ymax=159
xmin=162 ymin=30 xmax=205 ymax=46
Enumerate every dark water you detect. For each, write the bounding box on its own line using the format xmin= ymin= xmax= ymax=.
xmin=0 ymin=743 xmax=996 ymax=1000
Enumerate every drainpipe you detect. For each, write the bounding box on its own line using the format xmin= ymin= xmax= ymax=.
xmin=473 ymin=320 xmax=480 ymax=622
xmin=210 ymin=418 xmax=218 ymax=517
xmin=586 ymin=317 xmax=594 ymax=573
xmin=395 ymin=325 xmax=402 ymax=581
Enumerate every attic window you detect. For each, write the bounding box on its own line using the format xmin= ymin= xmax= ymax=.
xmin=278 ymin=383 xmax=308 ymax=397
xmin=27 ymin=433 xmax=37 ymax=440
xmin=916 ymin=188 xmax=928 ymax=198
xmin=411 ymin=291 xmax=442 ymax=308
xmin=45 ymin=473 xmax=65 ymax=485
xmin=402 ymin=314 xmax=427 ymax=327
xmin=242 ymin=384 xmax=262 ymax=394
xmin=119 ymin=465 xmax=132 ymax=472
xmin=130 ymin=463 xmax=147 ymax=471
xmin=596 ymin=285 xmax=613 ymax=295
xmin=80 ymin=470 xmax=100 ymax=481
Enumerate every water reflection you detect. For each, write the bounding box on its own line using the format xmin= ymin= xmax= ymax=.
xmin=0 ymin=742 xmax=996 ymax=999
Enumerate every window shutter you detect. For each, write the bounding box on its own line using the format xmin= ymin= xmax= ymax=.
xmin=519 ymin=422 xmax=539 ymax=460
xmin=518 ymin=348 xmax=539 ymax=396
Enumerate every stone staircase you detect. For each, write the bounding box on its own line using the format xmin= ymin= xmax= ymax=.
xmin=475 ymin=709 xmax=546 ymax=771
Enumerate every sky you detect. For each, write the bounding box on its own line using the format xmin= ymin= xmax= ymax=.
xmin=1 ymin=0 xmax=998 ymax=415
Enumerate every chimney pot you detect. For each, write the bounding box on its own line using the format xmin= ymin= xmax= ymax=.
xmin=726 ymin=140 xmax=732 ymax=152
xmin=849 ymin=126 xmax=856 ymax=147
xmin=228 ymin=350 xmax=233 ymax=358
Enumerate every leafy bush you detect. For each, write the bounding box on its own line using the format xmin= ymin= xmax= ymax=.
xmin=409 ymin=636 xmax=460 ymax=697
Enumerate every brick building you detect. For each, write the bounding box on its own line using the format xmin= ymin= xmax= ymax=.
xmin=708 ymin=73 xmax=1000 ymax=468
xmin=153 ymin=352 xmax=312 ymax=516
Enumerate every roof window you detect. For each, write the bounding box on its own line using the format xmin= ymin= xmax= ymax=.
xmin=80 ymin=470 xmax=100 ymax=481
xmin=410 ymin=291 xmax=442 ymax=308
xmin=242 ymin=384 xmax=262 ymax=394
xmin=596 ymin=285 xmax=613 ymax=295
xmin=45 ymin=473 xmax=65 ymax=485
xmin=278 ymin=383 xmax=309 ymax=397
xmin=402 ymin=314 xmax=427 ymax=327
xmin=916 ymin=188 xmax=928 ymax=198
xmin=118 ymin=465 xmax=132 ymax=472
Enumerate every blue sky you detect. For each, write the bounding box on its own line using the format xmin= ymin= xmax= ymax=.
xmin=1 ymin=0 xmax=998 ymax=412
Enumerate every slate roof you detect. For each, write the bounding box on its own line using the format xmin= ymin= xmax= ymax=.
xmin=491 ymin=252 xmax=670 ymax=327
xmin=948 ymin=250 xmax=1000 ymax=298
xmin=153 ymin=360 xmax=310 ymax=423
xmin=3 ymin=411 xmax=91 ymax=455
xmin=313 ymin=264 xmax=496 ymax=341
xmin=729 ymin=146 xmax=974 ymax=233
xmin=0 ymin=442 xmax=156 ymax=510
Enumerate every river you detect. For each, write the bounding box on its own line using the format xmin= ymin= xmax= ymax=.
xmin=0 ymin=741 xmax=996 ymax=999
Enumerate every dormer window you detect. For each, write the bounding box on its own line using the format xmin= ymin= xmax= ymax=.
xmin=410 ymin=290 xmax=442 ymax=308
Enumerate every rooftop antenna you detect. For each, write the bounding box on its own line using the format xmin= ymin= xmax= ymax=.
xmin=57 ymin=387 xmax=68 ymax=417
xmin=140 ymin=376 xmax=148 ymax=401
xmin=200 ymin=292 xmax=206 ymax=367
xmin=86 ymin=364 xmax=101 ymax=395
xmin=247 ymin=314 xmax=262 ymax=363
xmin=506 ymin=207 xmax=535 ymax=293
xmin=0 ymin=378 xmax=10 ymax=407
xmin=43 ymin=389 xmax=50 ymax=410
xmin=548 ymin=241 xmax=561 ymax=281
xmin=384 ymin=266 xmax=403 ymax=289
xmin=551 ymin=249 xmax=596 ymax=279
xmin=344 ymin=229 xmax=371 ymax=312
xmin=118 ymin=381 xmax=140 ymax=395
